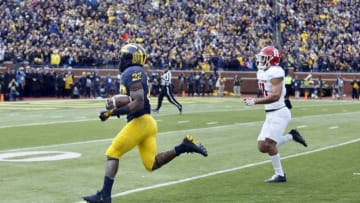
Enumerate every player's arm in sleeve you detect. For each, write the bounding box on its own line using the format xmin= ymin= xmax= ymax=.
xmin=244 ymin=77 xmax=283 ymax=106
xmin=254 ymin=77 xmax=283 ymax=105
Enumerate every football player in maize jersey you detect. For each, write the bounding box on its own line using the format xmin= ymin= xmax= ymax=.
xmin=83 ymin=43 xmax=208 ymax=203
xmin=244 ymin=46 xmax=307 ymax=183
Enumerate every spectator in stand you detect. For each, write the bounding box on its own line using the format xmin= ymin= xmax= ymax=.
xmin=71 ymin=82 xmax=80 ymax=99
xmin=0 ymin=0 xmax=360 ymax=102
xmin=50 ymin=50 xmax=61 ymax=68
xmin=78 ymin=72 xmax=87 ymax=97
xmin=233 ymin=74 xmax=242 ymax=97
xmin=104 ymin=74 xmax=113 ymax=97
xmin=199 ymin=71 xmax=207 ymax=97
xmin=56 ymin=72 xmax=65 ymax=98
xmin=84 ymin=73 xmax=92 ymax=98
xmin=8 ymin=78 xmax=19 ymax=101
xmin=115 ymin=72 xmax=121 ymax=95
xmin=217 ymin=73 xmax=226 ymax=97
xmin=178 ymin=72 xmax=186 ymax=96
xmin=0 ymin=73 xmax=4 ymax=95
xmin=194 ymin=71 xmax=201 ymax=96
xmin=293 ymin=75 xmax=301 ymax=99
xmin=335 ymin=75 xmax=345 ymax=99
xmin=64 ymin=71 xmax=74 ymax=98
xmin=150 ymin=72 xmax=160 ymax=97
xmin=317 ymin=76 xmax=324 ymax=99
xmin=31 ymin=71 xmax=42 ymax=98
xmin=187 ymin=72 xmax=195 ymax=97
xmin=284 ymin=73 xmax=293 ymax=99
xmin=92 ymin=72 xmax=101 ymax=98
xmin=15 ymin=67 xmax=26 ymax=100
xmin=207 ymin=74 xmax=215 ymax=96
xmin=0 ymin=44 xmax=5 ymax=65
xmin=350 ymin=77 xmax=359 ymax=100
xmin=0 ymin=0 xmax=357 ymax=72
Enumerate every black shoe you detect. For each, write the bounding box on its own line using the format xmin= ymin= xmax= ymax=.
xmin=289 ymin=129 xmax=307 ymax=147
xmin=152 ymin=109 xmax=159 ymax=113
xmin=264 ymin=174 xmax=287 ymax=183
xmin=179 ymin=106 xmax=182 ymax=115
xmin=83 ymin=191 xmax=111 ymax=203
xmin=181 ymin=135 xmax=208 ymax=157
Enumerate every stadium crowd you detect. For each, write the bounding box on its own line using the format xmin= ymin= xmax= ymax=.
xmin=0 ymin=0 xmax=359 ymax=72
xmin=0 ymin=0 xmax=360 ymax=100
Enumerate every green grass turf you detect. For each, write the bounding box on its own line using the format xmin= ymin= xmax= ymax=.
xmin=119 ymin=142 xmax=360 ymax=203
xmin=0 ymin=97 xmax=359 ymax=203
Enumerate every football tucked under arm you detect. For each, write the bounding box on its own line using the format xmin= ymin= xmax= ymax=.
xmin=100 ymin=94 xmax=132 ymax=122
xmin=106 ymin=94 xmax=132 ymax=110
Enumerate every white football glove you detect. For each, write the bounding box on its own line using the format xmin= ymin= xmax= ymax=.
xmin=244 ymin=98 xmax=256 ymax=106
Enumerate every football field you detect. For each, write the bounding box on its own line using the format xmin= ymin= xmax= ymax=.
xmin=0 ymin=97 xmax=359 ymax=203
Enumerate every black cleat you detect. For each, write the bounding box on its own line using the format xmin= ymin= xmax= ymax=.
xmin=182 ymin=135 xmax=208 ymax=157
xmin=289 ymin=129 xmax=307 ymax=147
xmin=83 ymin=191 xmax=111 ymax=203
xmin=179 ymin=106 xmax=183 ymax=115
xmin=152 ymin=109 xmax=159 ymax=113
xmin=264 ymin=174 xmax=287 ymax=183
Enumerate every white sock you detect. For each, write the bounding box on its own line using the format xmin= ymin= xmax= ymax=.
xmin=276 ymin=134 xmax=292 ymax=148
xmin=270 ymin=153 xmax=284 ymax=176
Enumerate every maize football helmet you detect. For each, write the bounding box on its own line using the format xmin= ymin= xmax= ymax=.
xmin=119 ymin=43 xmax=147 ymax=72
xmin=256 ymin=46 xmax=280 ymax=70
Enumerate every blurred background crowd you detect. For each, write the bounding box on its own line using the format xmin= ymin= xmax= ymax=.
xmin=0 ymin=0 xmax=359 ymax=72
xmin=1 ymin=0 xmax=360 ymax=101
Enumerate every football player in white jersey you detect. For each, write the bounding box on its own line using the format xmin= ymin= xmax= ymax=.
xmin=244 ymin=46 xmax=308 ymax=183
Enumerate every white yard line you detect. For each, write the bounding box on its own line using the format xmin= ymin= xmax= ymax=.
xmin=1 ymin=101 xmax=359 ymax=129
xmin=112 ymin=137 xmax=360 ymax=197
xmin=0 ymin=121 xmax=263 ymax=153
xmin=0 ymin=118 xmax=99 ymax=129
xmin=0 ymin=110 xmax=359 ymax=153
xmin=73 ymin=137 xmax=360 ymax=203
xmin=1 ymin=109 xmax=359 ymax=129
xmin=177 ymin=120 xmax=190 ymax=124
xmin=0 ymin=108 xmax=358 ymax=202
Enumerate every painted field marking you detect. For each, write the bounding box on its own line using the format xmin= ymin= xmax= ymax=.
xmin=75 ymin=137 xmax=360 ymax=203
xmin=177 ymin=120 xmax=190 ymax=124
xmin=207 ymin=122 xmax=218 ymax=125
xmin=1 ymin=101 xmax=359 ymax=129
xmin=329 ymin=126 xmax=339 ymax=129
xmin=0 ymin=151 xmax=81 ymax=162
xmin=0 ymin=109 xmax=358 ymax=154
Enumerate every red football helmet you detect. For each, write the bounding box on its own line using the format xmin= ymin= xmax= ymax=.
xmin=256 ymin=46 xmax=280 ymax=70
